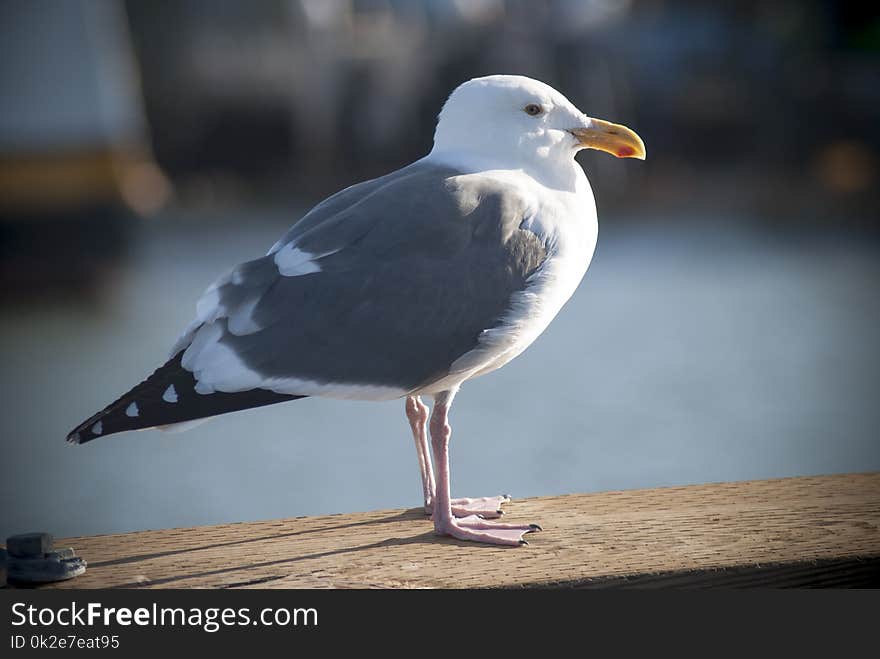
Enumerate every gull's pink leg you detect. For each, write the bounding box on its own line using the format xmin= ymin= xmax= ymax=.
xmin=406 ymin=396 xmax=509 ymax=519
xmin=405 ymin=395 xmax=434 ymax=512
xmin=429 ymin=390 xmax=541 ymax=546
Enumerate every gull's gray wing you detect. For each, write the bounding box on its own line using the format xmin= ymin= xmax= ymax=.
xmin=180 ymin=160 xmax=548 ymax=398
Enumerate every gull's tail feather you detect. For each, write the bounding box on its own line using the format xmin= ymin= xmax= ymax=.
xmin=66 ymin=353 xmax=306 ymax=445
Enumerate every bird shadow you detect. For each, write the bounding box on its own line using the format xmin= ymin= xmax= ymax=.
xmin=83 ymin=507 xmax=523 ymax=588
xmin=111 ymin=534 xmax=432 ymax=588
xmin=87 ymin=507 xmax=427 ymax=569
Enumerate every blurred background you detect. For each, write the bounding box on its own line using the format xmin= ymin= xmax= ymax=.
xmin=1 ymin=0 xmax=878 ymax=540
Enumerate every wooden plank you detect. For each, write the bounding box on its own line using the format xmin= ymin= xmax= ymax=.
xmin=549 ymin=557 xmax=880 ymax=588
xmin=9 ymin=472 xmax=880 ymax=589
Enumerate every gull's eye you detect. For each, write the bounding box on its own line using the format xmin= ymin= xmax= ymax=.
xmin=523 ymin=103 xmax=544 ymax=117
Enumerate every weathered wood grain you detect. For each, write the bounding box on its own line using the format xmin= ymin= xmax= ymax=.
xmin=10 ymin=473 xmax=880 ymax=588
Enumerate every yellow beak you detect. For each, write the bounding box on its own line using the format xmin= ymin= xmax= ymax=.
xmin=569 ymin=118 xmax=646 ymax=160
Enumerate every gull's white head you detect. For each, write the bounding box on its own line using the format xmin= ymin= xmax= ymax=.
xmin=430 ymin=75 xmax=644 ymax=187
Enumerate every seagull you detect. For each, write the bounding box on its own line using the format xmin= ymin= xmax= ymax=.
xmin=67 ymin=75 xmax=645 ymax=546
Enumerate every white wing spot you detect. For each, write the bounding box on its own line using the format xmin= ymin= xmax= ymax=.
xmin=162 ymin=384 xmax=178 ymax=403
xmin=125 ymin=402 xmax=139 ymax=417
xmin=273 ymin=244 xmax=326 ymax=277
xmin=92 ymin=421 xmax=103 ymax=435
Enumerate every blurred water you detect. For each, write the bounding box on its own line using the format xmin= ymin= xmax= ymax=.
xmin=2 ymin=211 xmax=879 ymax=539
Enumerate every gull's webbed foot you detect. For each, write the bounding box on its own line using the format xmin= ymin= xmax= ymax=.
xmin=433 ymin=514 xmax=542 ymax=546
xmin=451 ymin=495 xmax=511 ymax=519
xmin=423 ymin=495 xmax=512 ymax=519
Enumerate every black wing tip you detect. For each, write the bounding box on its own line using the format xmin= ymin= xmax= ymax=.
xmin=66 ymin=405 xmax=112 ymax=444
xmin=65 ymin=424 xmax=98 ymax=445
xmin=63 ymin=352 xmax=309 ymax=447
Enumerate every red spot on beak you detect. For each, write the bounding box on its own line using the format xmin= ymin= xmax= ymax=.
xmin=616 ymin=146 xmax=636 ymax=158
